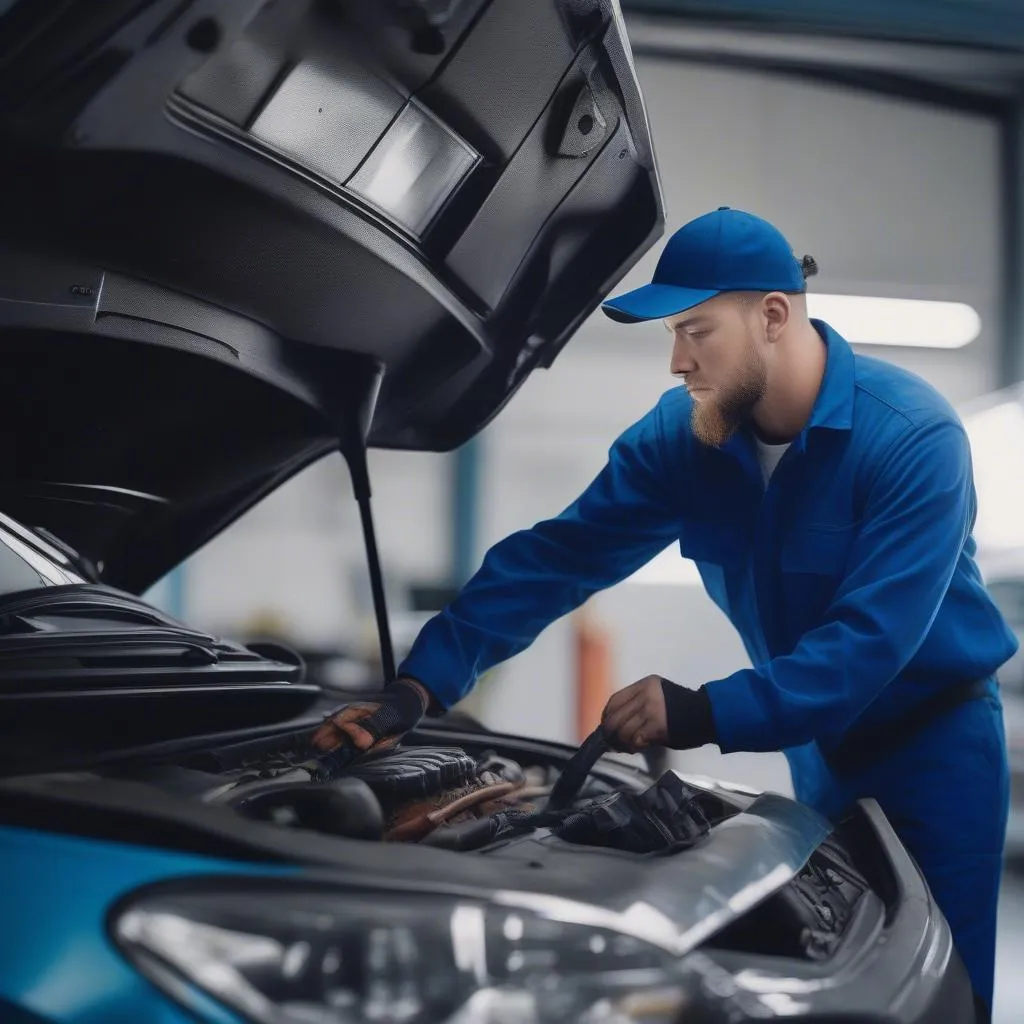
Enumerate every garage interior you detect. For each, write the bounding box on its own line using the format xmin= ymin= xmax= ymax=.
xmin=133 ymin=3 xmax=1024 ymax=1018
xmin=3 ymin=0 xmax=1022 ymax=1020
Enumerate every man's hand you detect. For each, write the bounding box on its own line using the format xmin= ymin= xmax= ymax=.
xmin=601 ymin=675 xmax=669 ymax=752
xmin=602 ymin=676 xmax=717 ymax=753
xmin=310 ymin=677 xmax=432 ymax=773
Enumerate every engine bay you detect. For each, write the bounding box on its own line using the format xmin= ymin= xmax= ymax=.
xmin=123 ymin=738 xmax=730 ymax=856
xmin=0 ymin=723 xmax=877 ymax=969
xmin=81 ymin=730 xmax=869 ymax=965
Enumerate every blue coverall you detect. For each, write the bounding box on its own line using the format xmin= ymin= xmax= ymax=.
xmin=400 ymin=321 xmax=1016 ymax=1009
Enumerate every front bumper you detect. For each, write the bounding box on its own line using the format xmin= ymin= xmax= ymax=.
xmin=690 ymin=799 xmax=975 ymax=1023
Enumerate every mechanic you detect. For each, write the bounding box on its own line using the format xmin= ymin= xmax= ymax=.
xmin=313 ymin=208 xmax=1015 ymax=1018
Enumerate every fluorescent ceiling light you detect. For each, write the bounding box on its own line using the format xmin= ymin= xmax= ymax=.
xmin=627 ymin=546 xmax=703 ymax=586
xmin=806 ymin=294 xmax=980 ymax=349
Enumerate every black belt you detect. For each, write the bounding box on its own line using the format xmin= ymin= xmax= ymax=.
xmin=821 ymin=678 xmax=991 ymax=775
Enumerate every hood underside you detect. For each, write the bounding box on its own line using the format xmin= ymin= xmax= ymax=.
xmin=0 ymin=0 xmax=664 ymax=591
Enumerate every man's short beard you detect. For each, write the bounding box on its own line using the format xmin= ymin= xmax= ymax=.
xmin=691 ymin=329 xmax=768 ymax=448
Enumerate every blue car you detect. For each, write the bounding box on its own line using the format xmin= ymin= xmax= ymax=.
xmin=0 ymin=1 xmax=976 ymax=1021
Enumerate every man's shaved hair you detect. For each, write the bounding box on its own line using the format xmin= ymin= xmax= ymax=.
xmin=730 ymin=290 xmax=806 ymax=311
xmin=730 ymin=256 xmax=818 ymax=309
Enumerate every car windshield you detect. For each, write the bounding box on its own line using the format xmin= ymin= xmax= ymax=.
xmin=0 ymin=513 xmax=85 ymax=596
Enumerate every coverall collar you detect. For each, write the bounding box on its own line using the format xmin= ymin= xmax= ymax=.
xmin=805 ymin=319 xmax=855 ymax=433
xmin=721 ymin=318 xmax=854 ymax=465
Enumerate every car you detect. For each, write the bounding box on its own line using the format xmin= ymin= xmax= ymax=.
xmin=0 ymin=1 xmax=976 ymax=1022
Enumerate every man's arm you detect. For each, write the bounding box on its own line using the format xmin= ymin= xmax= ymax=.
xmin=706 ymin=416 xmax=975 ymax=753
xmin=399 ymin=395 xmax=688 ymax=709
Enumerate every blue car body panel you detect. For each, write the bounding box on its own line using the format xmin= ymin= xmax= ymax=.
xmin=0 ymin=825 xmax=298 ymax=1024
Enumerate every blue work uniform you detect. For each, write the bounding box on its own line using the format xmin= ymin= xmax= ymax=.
xmin=400 ymin=321 xmax=1015 ymax=1010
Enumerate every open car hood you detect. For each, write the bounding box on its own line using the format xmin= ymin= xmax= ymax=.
xmin=0 ymin=0 xmax=663 ymax=594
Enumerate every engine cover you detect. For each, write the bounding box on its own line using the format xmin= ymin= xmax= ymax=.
xmin=345 ymin=747 xmax=478 ymax=800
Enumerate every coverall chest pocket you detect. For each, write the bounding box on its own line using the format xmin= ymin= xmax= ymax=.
xmin=779 ymin=521 xmax=860 ymax=625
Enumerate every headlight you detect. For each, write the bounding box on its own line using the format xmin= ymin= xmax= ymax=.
xmin=113 ymin=884 xmax=693 ymax=1024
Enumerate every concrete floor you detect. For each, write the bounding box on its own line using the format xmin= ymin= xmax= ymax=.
xmin=994 ymin=865 xmax=1024 ymax=1022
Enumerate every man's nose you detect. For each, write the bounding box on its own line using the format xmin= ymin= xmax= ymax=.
xmin=670 ymin=335 xmax=696 ymax=377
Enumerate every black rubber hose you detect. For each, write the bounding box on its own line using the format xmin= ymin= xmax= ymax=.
xmin=547 ymin=725 xmax=610 ymax=811
xmin=229 ymin=777 xmax=385 ymax=841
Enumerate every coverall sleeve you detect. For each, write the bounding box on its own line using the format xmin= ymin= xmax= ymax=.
xmin=705 ymin=416 xmax=975 ymax=753
xmin=398 ymin=399 xmax=685 ymax=708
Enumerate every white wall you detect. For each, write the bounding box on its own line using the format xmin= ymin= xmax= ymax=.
xmin=177 ymin=447 xmax=451 ymax=650
xmin=176 ymin=56 xmax=1002 ymax=793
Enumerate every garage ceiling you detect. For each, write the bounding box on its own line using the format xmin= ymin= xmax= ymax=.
xmin=621 ymin=0 xmax=1024 ymax=108
xmin=619 ymin=0 xmax=1024 ymax=387
xmin=621 ymin=1 xmax=1024 ymax=52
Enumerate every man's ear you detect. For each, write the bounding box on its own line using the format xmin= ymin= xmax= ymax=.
xmin=762 ymin=292 xmax=792 ymax=342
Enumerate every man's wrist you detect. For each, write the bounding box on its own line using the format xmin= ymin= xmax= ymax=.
xmin=394 ymin=676 xmax=438 ymax=715
xmin=660 ymin=678 xmax=716 ymax=750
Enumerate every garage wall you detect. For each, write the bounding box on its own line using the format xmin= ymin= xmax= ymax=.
xmin=174 ymin=56 xmax=1002 ymax=790
xmin=179 ymin=448 xmax=452 ymax=649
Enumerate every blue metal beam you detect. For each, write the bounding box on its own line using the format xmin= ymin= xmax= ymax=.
xmin=165 ymin=565 xmax=187 ymax=620
xmin=142 ymin=563 xmax=186 ymax=620
xmin=451 ymin=437 xmax=481 ymax=586
xmin=1001 ymin=95 xmax=1024 ymax=387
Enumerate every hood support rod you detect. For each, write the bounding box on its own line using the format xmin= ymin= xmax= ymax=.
xmin=288 ymin=346 xmax=395 ymax=683
xmin=348 ymin=444 xmax=396 ymax=683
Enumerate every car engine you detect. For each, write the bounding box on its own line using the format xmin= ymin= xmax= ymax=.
xmin=106 ymin=732 xmax=871 ymax=967
xmin=3 ymin=725 xmax=874 ymax=974
xmin=131 ymin=736 xmax=721 ymax=856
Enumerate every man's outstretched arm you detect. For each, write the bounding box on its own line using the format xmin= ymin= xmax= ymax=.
xmin=399 ymin=393 xmax=689 ymax=709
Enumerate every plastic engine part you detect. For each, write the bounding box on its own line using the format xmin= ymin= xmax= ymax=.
xmin=346 ymin=746 xmax=477 ymax=800
xmin=555 ymin=771 xmax=711 ymax=854
xmin=473 ymin=751 xmax=526 ymax=786
xmin=228 ymin=776 xmax=385 ymax=841
xmin=421 ymin=807 xmax=538 ymax=850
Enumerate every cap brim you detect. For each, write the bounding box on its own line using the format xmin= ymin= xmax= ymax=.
xmin=600 ymin=283 xmax=721 ymax=324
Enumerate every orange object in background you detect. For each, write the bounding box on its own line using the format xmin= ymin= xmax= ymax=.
xmin=573 ymin=606 xmax=614 ymax=742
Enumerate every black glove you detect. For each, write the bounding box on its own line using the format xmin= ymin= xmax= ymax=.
xmin=309 ymin=677 xmax=431 ymax=778
xmin=661 ymin=679 xmax=716 ymax=750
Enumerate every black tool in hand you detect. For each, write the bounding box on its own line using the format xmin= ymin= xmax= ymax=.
xmin=548 ymin=725 xmax=611 ymax=810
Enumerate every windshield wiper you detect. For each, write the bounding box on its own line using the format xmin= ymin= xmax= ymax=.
xmin=0 ymin=584 xmax=216 ymax=638
xmin=0 ymin=630 xmax=222 ymax=665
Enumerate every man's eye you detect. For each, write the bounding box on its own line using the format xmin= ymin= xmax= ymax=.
xmin=689 ymin=329 xmax=711 ymax=340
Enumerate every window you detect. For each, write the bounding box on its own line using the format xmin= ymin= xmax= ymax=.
xmin=0 ymin=514 xmax=84 ymax=596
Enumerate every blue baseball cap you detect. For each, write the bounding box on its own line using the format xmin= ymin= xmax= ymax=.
xmin=601 ymin=207 xmax=806 ymax=324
